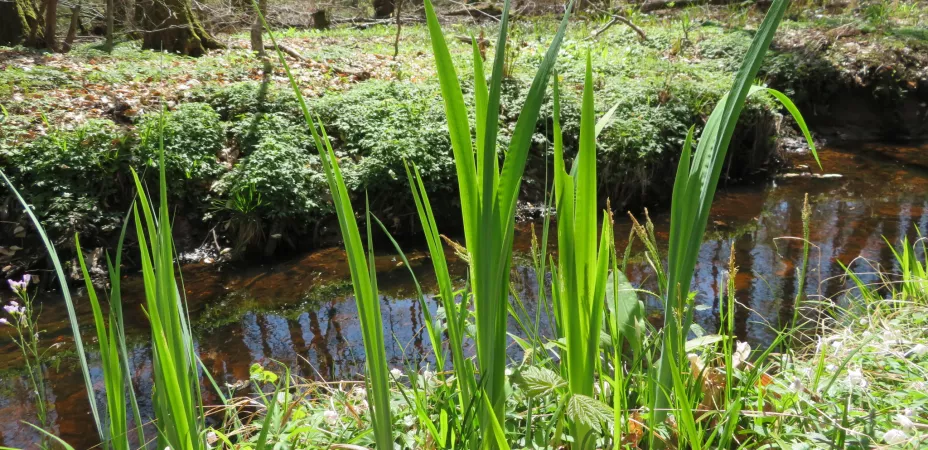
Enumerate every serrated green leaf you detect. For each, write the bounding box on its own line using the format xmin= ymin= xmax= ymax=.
xmin=566 ymin=394 xmax=614 ymax=433
xmin=517 ymin=366 xmax=567 ymax=397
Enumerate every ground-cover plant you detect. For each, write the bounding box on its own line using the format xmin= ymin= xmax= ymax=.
xmin=137 ymin=103 xmax=225 ymax=204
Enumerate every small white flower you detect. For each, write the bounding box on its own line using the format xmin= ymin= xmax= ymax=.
xmin=847 ymin=368 xmax=867 ymax=389
xmin=390 ymin=368 xmax=403 ymax=378
xmin=906 ymin=344 xmax=928 ymax=358
xmin=883 ymin=429 xmax=908 ymax=445
xmin=826 ymin=364 xmax=837 ymax=372
xmin=323 ymin=409 xmax=339 ymax=426
xmin=858 ymin=317 xmax=869 ymax=325
xmin=831 ymin=340 xmax=843 ymax=354
xmin=733 ymin=341 xmax=751 ymax=369
xmin=895 ymin=414 xmax=915 ymax=432
xmin=422 ymin=370 xmax=434 ymax=382
xmin=904 ymin=408 xmax=915 ymax=417
xmin=206 ymin=431 xmax=218 ymax=445
xmin=0 ymin=318 xmax=9 ymax=326
xmin=789 ymin=377 xmax=804 ymax=392
xmin=351 ymin=386 xmax=366 ymax=400
xmin=504 ymin=368 xmax=513 ymax=377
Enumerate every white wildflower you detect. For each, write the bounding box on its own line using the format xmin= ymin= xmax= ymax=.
xmin=323 ymin=409 xmax=339 ymax=426
xmin=733 ymin=341 xmax=751 ymax=369
xmin=826 ymin=364 xmax=837 ymax=372
xmin=789 ymin=377 xmax=804 ymax=392
xmin=422 ymin=370 xmax=434 ymax=382
xmin=858 ymin=317 xmax=869 ymax=325
xmin=504 ymin=368 xmax=513 ymax=377
xmin=904 ymin=408 xmax=915 ymax=417
xmin=390 ymin=368 xmax=403 ymax=378
xmin=351 ymin=386 xmax=366 ymax=400
xmin=883 ymin=429 xmax=908 ymax=445
xmin=847 ymin=368 xmax=867 ymax=389
xmin=906 ymin=343 xmax=928 ymax=358
xmin=895 ymin=414 xmax=915 ymax=432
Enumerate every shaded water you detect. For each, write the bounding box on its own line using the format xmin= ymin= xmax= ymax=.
xmin=1 ymin=142 xmax=927 ymax=447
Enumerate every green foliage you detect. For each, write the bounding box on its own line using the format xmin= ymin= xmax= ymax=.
xmin=213 ymin=136 xmax=328 ymax=222
xmin=197 ymin=81 xmax=300 ymax=120
xmin=3 ymin=119 xmax=130 ymax=235
xmin=137 ymin=103 xmax=225 ymax=202
xmin=310 ymin=81 xmax=456 ymax=194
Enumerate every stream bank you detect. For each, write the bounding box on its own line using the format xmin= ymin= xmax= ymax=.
xmin=1 ymin=9 xmax=926 ymax=276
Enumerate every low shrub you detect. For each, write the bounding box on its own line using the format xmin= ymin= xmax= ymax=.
xmin=2 ymin=119 xmax=131 ymax=236
xmin=210 ymin=135 xmax=329 ymax=250
xmin=309 ymin=81 xmax=458 ymax=204
xmin=137 ymin=103 xmax=225 ymax=203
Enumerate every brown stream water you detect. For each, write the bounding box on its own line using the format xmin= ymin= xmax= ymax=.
xmin=1 ymin=142 xmax=927 ymax=448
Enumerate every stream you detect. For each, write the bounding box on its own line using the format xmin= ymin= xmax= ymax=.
xmin=1 ymin=142 xmax=927 ymax=447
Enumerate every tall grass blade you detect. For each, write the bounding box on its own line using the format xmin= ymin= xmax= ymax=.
xmin=422 ymin=0 xmax=575 ymax=439
xmin=0 ymin=170 xmax=104 ymax=442
xmin=653 ymin=0 xmax=819 ymax=427
xmin=254 ymin=4 xmax=394 ymax=445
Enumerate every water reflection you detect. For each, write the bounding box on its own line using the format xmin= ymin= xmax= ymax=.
xmin=1 ymin=142 xmax=926 ymax=447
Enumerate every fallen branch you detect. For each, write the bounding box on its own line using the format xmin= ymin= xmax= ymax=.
xmin=264 ymin=43 xmax=304 ymax=61
xmin=588 ymin=14 xmax=646 ymax=41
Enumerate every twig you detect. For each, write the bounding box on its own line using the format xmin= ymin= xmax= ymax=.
xmin=588 ymin=14 xmax=647 ymax=41
xmin=264 ymin=43 xmax=303 ymax=61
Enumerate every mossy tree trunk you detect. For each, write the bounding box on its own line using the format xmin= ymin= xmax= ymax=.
xmin=0 ymin=0 xmax=45 ymax=47
xmin=45 ymin=0 xmax=60 ymax=51
xmin=138 ymin=0 xmax=224 ymax=56
xmin=372 ymin=0 xmax=393 ymax=19
xmin=250 ymin=0 xmax=266 ymax=56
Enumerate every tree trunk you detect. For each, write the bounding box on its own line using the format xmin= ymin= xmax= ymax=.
xmin=311 ymin=9 xmax=329 ymax=29
xmin=45 ymin=0 xmax=59 ymax=50
xmin=62 ymin=5 xmax=80 ymax=51
xmin=372 ymin=0 xmax=393 ymax=19
xmin=1 ymin=0 xmax=45 ymax=46
xmin=137 ymin=0 xmax=224 ymax=56
xmin=105 ymin=0 xmax=114 ymax=50
xmin=250 ymin=0 xmax=266 ymax=56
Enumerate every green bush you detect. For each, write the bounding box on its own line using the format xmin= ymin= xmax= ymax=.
xmin=228 ymin=111 xmax=309 ymax=155
xmin=310 ymin=81 xmax=457 ymax=197
xmin=196 ymin=81 xmax=300 ymax=120
xmin=137 ymin=103 xmax=225 ymax=202
xmin=211 ymin=135 xmax=329 ymax=247
xmin=2 ymin=119 xmax=131 ymax=235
